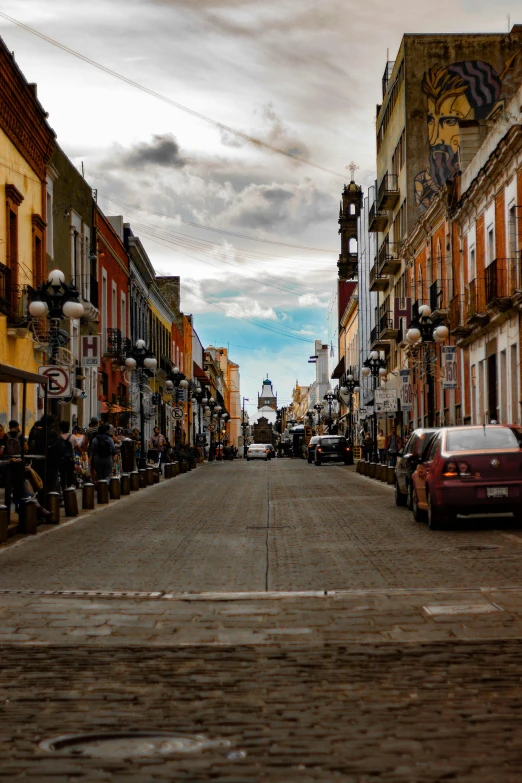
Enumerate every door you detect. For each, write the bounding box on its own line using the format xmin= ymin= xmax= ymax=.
xmin=488 ymin=354 xmax=498 ymax=422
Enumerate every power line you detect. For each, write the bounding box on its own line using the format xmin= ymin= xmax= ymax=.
xmin=0 ymin=12 xmax=345 ymax=179
xmin=100 ymin=194 xmax=336 ymax=254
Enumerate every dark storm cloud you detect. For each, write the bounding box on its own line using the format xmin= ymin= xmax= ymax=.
xmin=123 ymin=134 xmax=186 ymax=169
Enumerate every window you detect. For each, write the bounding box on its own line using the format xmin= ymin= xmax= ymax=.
xmin=101 ymin=270 xmax=107 ymax=352
xmin=111 ymin=282 xmax=117 ymax=329
xmin=5 ymin=185 xmax=23 ymax=299
xmin=469 ymin=246 xmax=476 ymax=280
xmin=487 ymin=226 xmax=495 ymax=266
xmin=121 ymin=293 xmax=126 ymax=337
xmin=426 ymin=434 xmax=441 ymax=461
xmin=392 ymin=129 xmax=405 ymax=176
xmin=511 ymin=344 xmax=519 ymax=424
xmin=509 ymin=204 xmax=518 ymax=259
xmin=46 ymin=190 xmax=53 ymax=258
xmin=32 ymin=215 xmax=46 ymax=284
xmin=446 ymin=427 xmax=518 ymax=451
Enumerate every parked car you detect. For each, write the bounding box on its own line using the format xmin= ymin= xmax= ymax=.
xmin=247 ymin=444 xmax=270 ymax=461
xmin=306 ymin=435 xmax=321 ymax=463
xmin=314 ymin=436 xmax=352 ymax=466
xmin=395 ymin=428 xmax=438 ymax=508
xmin=410 ymin=425 xmax=522 ymax=529
xmin=263 ymin=444 xmax=276 ymax=459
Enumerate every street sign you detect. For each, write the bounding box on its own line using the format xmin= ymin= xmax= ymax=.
xmin=304 ymin=425 xmax=313 ymax=444
xmin=81 ymin=335 xmax=100 ymax=367
xmin=38 ymin=366 xmax=71 ymax=398
xmin=442 ymin=346 xmax=458 ymax=389
xmin=172 ymin=407 xmax=184 ymax=420
xmin=399 ymin=369 xmax=413 ymax=411
xmin=206 ymin=423 xmax=216 ymax=432
xmin=151 ymin=392 xmax=162 ymax=406
xmin=374 ymin=389 xmax=397 ymax=413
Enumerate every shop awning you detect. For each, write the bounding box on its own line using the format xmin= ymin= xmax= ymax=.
xmin=0 ymin=363 xmax=48 ymax=385
xmin=100 ymin=402 xmax=135 ymax=414
xmin=331 ymin=357 xmax=345 ymax=380
xmin=193 ymin=362 xmax=208 ymax=381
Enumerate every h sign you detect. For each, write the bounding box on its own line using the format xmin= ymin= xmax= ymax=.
xmin=81 ymin=335 xmax=100 ymax=367
xmin=393 ymin=297 xmax=412 ymax=330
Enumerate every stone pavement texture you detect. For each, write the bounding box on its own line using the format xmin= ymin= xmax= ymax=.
xmin=1 ymin=459 xmax=522 ymax=780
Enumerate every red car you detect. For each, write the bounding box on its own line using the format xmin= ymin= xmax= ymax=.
xmin=411 ymin=425 xmax=522 ymax=530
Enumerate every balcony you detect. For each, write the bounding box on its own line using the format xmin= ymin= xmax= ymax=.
xmin=368 ymin=201 xmax=387 ymax=233
xmin=369 ymin=263 xmax=389 ymax=292
xmin=466 ymin=279 xmax=489 ymax=327
xmin=449 ymin=295 xmax=471 ymax=339
xmin=485 ymin=258 xmax=519 ymax=311
xmin=379 ymin=312 xmax=400 ymax=340
xmin=337 ymin=253 xmax=358 ymax=281
xmin=105 ymin=327 xmax=123 ymax=359
xmin=377 ymin=173 xmax=400 ymax=211
xmin=378 ymin=239 xmax=401 ymax=275
xmin=370 ymin=323 xmax=391 ymax=352
xmin=429 ymin=279 xmax=451 ymax=315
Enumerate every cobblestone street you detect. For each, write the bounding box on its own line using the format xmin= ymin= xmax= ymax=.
xmin=3 ymin=459 xmax=522 ymax=780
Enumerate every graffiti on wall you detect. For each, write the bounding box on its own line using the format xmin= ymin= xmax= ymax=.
xmin=415 ymin=53 xmax=519 ymax=210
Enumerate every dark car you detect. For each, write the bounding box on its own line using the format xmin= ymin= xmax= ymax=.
xmin=314 ymin=436 xmax=352 ymax=466
xmin=395 ymin=428 xmax=438 ymax=508
xmin=306 ymin=435 xmax=321 ymax=463
xmin=411 ymin=425 xmax=522 ymax=529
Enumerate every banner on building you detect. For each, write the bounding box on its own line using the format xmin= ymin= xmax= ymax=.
xmin=393 ymin=297 xmax=412 ymax=330
xmin=374 ymin=389 xmax=398 ymax=413
xmin=399 ymin=369 xmax=413 ymax=411
xmin=442 ymin=346 xmax=458 ymax=389
xmin=81 ymin=335 xmax=100 ymax=367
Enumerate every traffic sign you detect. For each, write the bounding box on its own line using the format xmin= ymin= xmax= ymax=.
xmin=38 ymin=366 xmax=71 ymax=398
xmin=206 ymin=423 xmax=216 ymax=432
xmin=172 ymin=406 xmax=184 ymax=420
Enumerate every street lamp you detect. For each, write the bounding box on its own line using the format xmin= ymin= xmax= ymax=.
xmin=125 ymin=340 xmax=157 ymax=469
xmin=241 ymin=397 xmax=249 ymax=456
xmin=28 ymin=269 xmax=85 ymax=362
xmin=313 ymin=403 xmax=323 ymax=431
xmin=339 ymin=373 xmax=360 ymax=444
xmin=405 ymin=303 xmax=448 ymax=428
xmin=324 ymin=390 xmax=337 ymax=434
xmin=361 ymin=350 xmax=387 ymax=463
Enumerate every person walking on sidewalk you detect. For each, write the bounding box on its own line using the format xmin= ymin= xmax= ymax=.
xmin=385 ymin=426 xmax=403 ymax=468
xmin=150 ymin=427 xmax=166 ymax=465
xmin=377 ymin=429 xmax=386 ymax=464
xmin=58 ymin=421 xmax=76 ymax=491
xmin=91 ymin=425 xmax=115 ymax=482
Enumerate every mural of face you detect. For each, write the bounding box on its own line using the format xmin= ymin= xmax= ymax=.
xmin=414 ymin=58 xmax=515 ymax=210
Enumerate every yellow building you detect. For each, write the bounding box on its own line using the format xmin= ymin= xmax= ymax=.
xmin=0 ymin=41 xmax=55 ymax=429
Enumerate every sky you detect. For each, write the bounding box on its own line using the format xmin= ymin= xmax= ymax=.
xmin=1 ymin=0 xmax=518 ymax=417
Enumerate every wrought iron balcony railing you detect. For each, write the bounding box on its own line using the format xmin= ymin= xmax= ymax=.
xmin=377 ymin=173 xmax=400 ymax=211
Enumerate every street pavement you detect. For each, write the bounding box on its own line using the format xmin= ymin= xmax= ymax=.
xmin=2 ymin=459 xmax=522 ymax=780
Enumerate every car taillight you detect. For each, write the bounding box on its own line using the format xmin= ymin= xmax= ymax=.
xmin=317 ymin=447 xmax=322 ymax=452
xmin=442 ymin=461 xmax=459 ymax=477
xmin=346 ymin=447 xmax=351 ymax=451
xmin=443 ymin=460 xmax=471 ymax=477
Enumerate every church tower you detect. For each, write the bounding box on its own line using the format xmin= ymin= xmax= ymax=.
xmin=257 ymin=375 xmax=277 ymax=412
xmin=338 ymin=166 xmax=362 ymax=281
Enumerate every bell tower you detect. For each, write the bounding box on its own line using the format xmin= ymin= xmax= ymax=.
xmin=337 ymin=162 xmax=362 ymax=281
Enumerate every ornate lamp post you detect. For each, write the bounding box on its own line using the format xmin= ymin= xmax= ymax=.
xmin=165 ymin=366 xmax=189 ymax=445
xmin=323 ymin=390 xmax=337 ymax=434
xmin=125 ymin=340 xmax=157 ymax=469
xmin=361 ymin=350 xmax=387 ymax=463
xmin=405 ymin=304 xmax=449 ymax=428
xmin=339 ymin=373 xmax=360 ymax=444
xmin=313 ymin=403 xmax=323 ymax=432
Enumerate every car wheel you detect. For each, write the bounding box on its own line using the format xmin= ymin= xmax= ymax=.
xmin=314 ymin=458 xmax=321 ymax=466
xmin=308 ymin=457 xmax=312 ymax=464
xmin=407 ymin=482 xmax=414 ymax=510
xmin=395 ymin=481 xmax=407 ymax=506
xmin=412 ymin=489 xmax=426 ymax=522
xmin=427 ymin=490 xmax=447 ymax=530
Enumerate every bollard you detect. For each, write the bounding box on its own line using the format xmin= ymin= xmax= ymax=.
xmin=381 ymin=465 xmax=388 ymax=482
xmin=387 ymin=466 xmax=396 ymax=485
xmin=179 ymin=461 xmax=187 ymax=474
xmin=109 ymin=476 xmax=121 ymax=500
xmin=130 ymin=471 xmax=140 ymax=491
xmin=63 ymin=487 xmax=79 ymax=517
xmin=0 ymin=505 xmax=7 ymax=543
xmin=362 ymin=461 xmax=369 ymax=476
xmin=172 ymin=461 xmax=179 ymax=477
xmin=120 ymin=474 xmax=130 ymax=495
xmin=82 ymin=483 xmax=95 ymax=509
xmin=139 ymin=469 xmax=147 ymax=488
xmin=146 ymin=466 xmax=154 ymax=485
xmin=375 ymin=464 xmax=382 ymax=481
xmin=152 ymin=468 xmax=160 ymax=484
xmin=164 ymin=463 xmax=173 ymax=479
xmin=356 ymin=461 xmax=362 ymax=474
xmin=19 ymin=499 xmax=37 ymax=535
xmin=190 ymin=458 xmax=197 ymax=470
xmin=368 ymin=462 xmax=376 ymax=478
xmin=45 ymin=492 xmax=61 ymax=524
xmin=186 ymin=459 xmax=192 ymax=471
xmin=97 ymin=480 xmax=109 ymax=504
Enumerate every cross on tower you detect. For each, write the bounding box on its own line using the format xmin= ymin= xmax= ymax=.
xmin=346 ymin=161 xmax=359 ymax=182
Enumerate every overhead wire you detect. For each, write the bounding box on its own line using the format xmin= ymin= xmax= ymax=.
xmin=0 ymin=11 xmax=345 ymax=179
xmin=100 ymin=194 xmax=337 ymax=254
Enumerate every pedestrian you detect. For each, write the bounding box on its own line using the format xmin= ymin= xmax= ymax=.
xmin=58 ymin=420 xmax=76 ymax=491
xmin=150 ymin=426 xmax=166 ymax=465
xmin=0 ymin=423 xmax=7 ymax=458
xmin=5 ymin=420 xmax=27 ymax=458
xmin=91 ymin=424 xmax=115 ymax=482
xmin=385 ymin=426 xmax=403 ymax=468
xmin=362 ymin=431 xmax=373 ymax=461
xmin=377 ymin=429 xmax=386 ymax=464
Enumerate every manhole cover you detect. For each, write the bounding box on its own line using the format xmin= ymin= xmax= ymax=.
xmin=40 ymin=732 xmax=230 ymax=759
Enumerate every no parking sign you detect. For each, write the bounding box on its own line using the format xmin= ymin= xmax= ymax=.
xmin=38 ymin=366 xmax=71 ymax=398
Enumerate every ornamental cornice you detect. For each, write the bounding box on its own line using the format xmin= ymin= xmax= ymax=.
xmin=6 ymin=183 xmax=24 ymax=206
xmin=0 ymin=41 xmax=56 ymax=181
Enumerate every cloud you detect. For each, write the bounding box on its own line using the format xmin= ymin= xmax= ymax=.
xmin=123 ymin=134 xmax=186 ymax=169
xmin=298 ymin=293 xmax=328 ymax=308
xmin=223 ymin=299 xmax=278 ymax=320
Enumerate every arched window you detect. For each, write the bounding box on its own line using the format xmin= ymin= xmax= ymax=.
xmin=349 ymin=237 xmax=357 ymax=255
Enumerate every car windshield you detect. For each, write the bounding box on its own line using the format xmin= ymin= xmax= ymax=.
xmin=446 ymin=428 xmax=519 ymax=452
